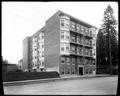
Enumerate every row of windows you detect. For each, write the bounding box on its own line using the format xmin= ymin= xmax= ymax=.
xmin=60 ymin=44 xmax=95 ymax=56
xmin=60 ymin=43 xmax=70 ymax=52
xmin=60 ymin=19 xmax=94 ymax=39
xmin=33 ymin=61 xmax=45 ymax=68
xmin=70 ymin=33 xmax=94 ymax=46
xmin=70 ymin=21 xmax=93 ymax=37
xmin=60 ymin=56 xmax=95 ymax=65
xmin=33 ymin=52 xmax=44 ymax=58
xmin=60 ymin=18 xmax=69 ymax=29
xmin=60 ymin=67 xmax=75 ymax=74
xmin=33 ymin=42 xmax=44 ymax=47
xmin=85 ymin=69 xmax=95 ymax=74
xmin=60 ymin=30 xmax=70 ymax=40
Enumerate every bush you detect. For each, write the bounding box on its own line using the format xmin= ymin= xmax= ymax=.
xmin=2 ymin=71 xmax=60 ymax=82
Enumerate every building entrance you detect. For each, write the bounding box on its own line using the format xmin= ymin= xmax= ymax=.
xmin=78 ymin=67 xmax=83 ymax=75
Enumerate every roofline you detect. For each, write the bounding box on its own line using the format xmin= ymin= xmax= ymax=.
xmin=31 ymin=26 xmax=45 ymax=38
xmin=58 ymin=10 xmax=98 ymax=29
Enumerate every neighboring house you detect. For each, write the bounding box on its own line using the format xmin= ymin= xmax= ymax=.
xmin=23 ymin=10 xmax=97 ymax=75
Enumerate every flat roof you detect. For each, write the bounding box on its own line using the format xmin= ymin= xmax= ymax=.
xmin=58 ymin=10 xmax=97 ymax=29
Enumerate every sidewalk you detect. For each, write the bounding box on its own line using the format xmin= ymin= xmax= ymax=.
xmin=3 ymin=74 xmax=112 ymax=87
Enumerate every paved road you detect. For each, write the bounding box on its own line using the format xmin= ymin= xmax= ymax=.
xmin=4 ymin=76 xmax=118 ymax=95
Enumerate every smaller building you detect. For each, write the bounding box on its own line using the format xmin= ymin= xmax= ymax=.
xmin=18 ymin=59 xmax=23 ymax=70
xmin=2 ymin=64 xmax=18 ymax=72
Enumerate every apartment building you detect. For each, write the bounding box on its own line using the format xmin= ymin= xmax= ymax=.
xmin=23 ymin=10 xmax=97 ymax=75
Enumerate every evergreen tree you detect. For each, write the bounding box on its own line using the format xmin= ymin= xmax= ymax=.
xmin=97 ymin=5 xmax=118 ymax=74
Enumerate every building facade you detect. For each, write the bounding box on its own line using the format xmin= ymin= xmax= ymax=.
xmin=23 ymin=11 xmax=97 ymax=75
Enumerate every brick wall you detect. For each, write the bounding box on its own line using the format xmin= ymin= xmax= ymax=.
xmin=23 ymin=37 xmax=30 ymax=71
xmin=45 ymin=12 xmax=60 ymax=72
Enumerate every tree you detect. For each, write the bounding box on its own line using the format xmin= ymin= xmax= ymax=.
xmin=97 ymin=5 xmax=118 ymax=74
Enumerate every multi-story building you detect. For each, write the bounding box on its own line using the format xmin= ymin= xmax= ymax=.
xmin=23 ymin=10 xmax=97 ymax=75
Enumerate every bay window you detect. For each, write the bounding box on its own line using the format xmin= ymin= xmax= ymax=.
xmin=61 ymin=30 xmax=70 ymax=40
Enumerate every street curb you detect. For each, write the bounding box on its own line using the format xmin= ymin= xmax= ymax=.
xmin=3 ymin=75 xmax=114 ymax=87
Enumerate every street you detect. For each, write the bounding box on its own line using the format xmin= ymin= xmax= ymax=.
xmin=3 ymin=76 xmax=118 ymax=95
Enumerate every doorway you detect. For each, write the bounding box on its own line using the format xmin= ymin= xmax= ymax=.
xmin=79 ymin=67 xmax=83 ymax=75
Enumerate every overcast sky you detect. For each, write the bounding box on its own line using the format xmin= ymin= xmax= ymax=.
xmin=2 ymin=2 xmax=118 ymax=64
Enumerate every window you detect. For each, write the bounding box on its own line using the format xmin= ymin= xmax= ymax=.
xmin=42 ymin=45 xmax=44 ymax=48
xmin=90 ymin=30 xmax=92 ymax=36
xmin=41 ymin=35 xmax=44 ymax=39
xmin=79 ymin=47 xmax=82 ymax=54
xmin=81 ymin=27 xmax=84 ymax=32
xmin=66 ymin=57 xmax=70 ymax=63
xmin=85 ymin=28 xmax=89 ymax=36
xmin=42 ymin=52 xmax=44 ymax=57
xmin=66 ymin=46 xmax=69 ymax=51
xmin=89 ymin=69 xmax=92 ymax=74
xmin=67 ymin=68 xmax=70 ymax=74
xmin=72 ymin=68 xmax=75 ymax=74
xmin=71 ymin=57 xmax=75 ymax=63
xmin=76 ymin=24 xmax=80 ymax=32
xmin=66 ymin=35 xmax=69 ymax=40
xmin=83 ymin=28 xmax=86 ymax=33
xmin=60 ymin=18 xmax=69 ymax=28
xmin=93 ymin=40 xmax=95 ymax=46
xmin=70 ymin=21 xmax=75 ymax=31
xmin=86 ymin=69 xmax=89 ymax=74
xmin=90 ymin=40 xmax=92 ymax=46
xmin=71 ymin=45 xmax=75 ymax=52
xmin=41 ymin=61 xmax=44 ymax=66
xmin=61 ymin=30 xmax=70 ymax=40
xmin=61 ymin=31 xmax=64 ymax=39
xmin=71 ymin=34 xmax=76 ymax=42
xmin=66 ymin=44 xmax=70 ymax=51
xmin=66 ymin=31 xmax=70 ymax=40
xmin=61 ymin=43 xmax=64 ymax=51
xmin=93 ymin=60 xmax=95 ymax=65
xmin=90 ymin=50 xmax=92 ymax=56
xmin=61 ymin=19 xmax=64 ymax=27
xmin=61 ymin=57 xmax=65 ymax=64
xmin=92 ymin=32 xmax=95 ymax=37
xmin=61 ymin=68 xmax=64 ymax=74
xmin=61 ymin=47 xmax=64 ymax=51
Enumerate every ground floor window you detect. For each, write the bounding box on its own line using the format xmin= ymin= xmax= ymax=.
xmin=60 ymin=68 xmax=65 ymax=74
xmin=85 ymin=69 xmax=89 ymax=74
xmin=66 ymin=68 xmax=71 ymax=74
xmin=89 ymin=69 xmax=93 ymax=74
xmin=71 ymin=68 xmax=75 ymax=74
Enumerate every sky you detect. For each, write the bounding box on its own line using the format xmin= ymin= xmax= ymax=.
xmin=2 ymin=2 xmax=118 ymax=64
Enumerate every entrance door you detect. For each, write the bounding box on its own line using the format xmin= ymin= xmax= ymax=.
xmin=79 ymin=67 xmax=83 ymax=75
